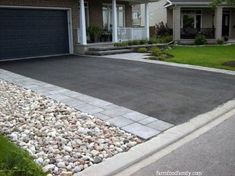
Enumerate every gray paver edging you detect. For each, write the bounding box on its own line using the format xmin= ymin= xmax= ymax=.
xmin=0 ymin=69 xmax=173 ymax=140
xmin=78 ymin=99 xmax=235 ymax=176
xmin=98 ymin=54 xmax=235 ymax=76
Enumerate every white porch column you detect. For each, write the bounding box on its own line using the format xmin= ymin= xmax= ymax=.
xmin=215 ymin=6 xmax=223 ymax=40
xmin=112 ymin=0 xmax=118 ymax=43
xmin=80 ymin=0 xmax=87 ymax=45
xmin=144 ymin=2 xmax=150 ymax=40
xmin=173 ymin=6 xmax=181 ymax=42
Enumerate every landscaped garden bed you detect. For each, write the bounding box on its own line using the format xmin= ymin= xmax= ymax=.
xmin=0 ymin=80 xmax=141 ymax=176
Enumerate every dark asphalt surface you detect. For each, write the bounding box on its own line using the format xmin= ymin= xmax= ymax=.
xmin=131 ymin=115 xmax=235 ymax=176
xmin=1 ymin=55 xmax=235 ymax=125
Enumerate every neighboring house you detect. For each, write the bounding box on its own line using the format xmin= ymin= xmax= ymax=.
xmin=132 ymin=4 xmax=142 ymax=26
xmin=165 ymin=0 xmax=235 ymax=43
xmin=0 ymin=0 xmax=157 ymax=60
xmin=140 ymin=0 xmax=167 ymax=26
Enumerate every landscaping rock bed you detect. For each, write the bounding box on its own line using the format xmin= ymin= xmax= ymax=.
xmin=0 ymin=80 xmax=141 ymax=176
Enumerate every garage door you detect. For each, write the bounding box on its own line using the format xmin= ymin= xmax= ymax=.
xmin=0 ymin=8 xmax=70 ymax=60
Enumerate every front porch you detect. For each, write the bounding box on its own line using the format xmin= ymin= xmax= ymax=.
xmin=76 ymin=0 xmax=156 ymax=51
xmin=168 ymin=7 xmax=235 ymax=43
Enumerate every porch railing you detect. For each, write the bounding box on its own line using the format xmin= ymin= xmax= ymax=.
xmin=181 ymin=28 xmax=215 ymax=39
xmin=76 ymin=27 xmax=147 ymax=43
xmin=117 ymin=27 xmax=146 ymax=41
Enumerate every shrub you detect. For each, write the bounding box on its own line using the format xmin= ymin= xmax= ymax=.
xmin=87 ymin=26 xmax=102 ymax=42
xmin=194 ymin=34 xmax=207 ymax=45
xmin=217 ymin=39 xmax=224 ymax=45
xmin=114 ymin=42 xmax=128 ymax=47
xmin=155 ymin=22 xmax=172 ymax=37
xmin=148 ymin=37 xmax=158 ymax=44
xmin=151 ymin=47 xmax=163 ymax=57
xmin=137 ymin=47 xmax=148 ymax=53
xmin=139 ymin=39 xmax=148 ymax=45
xmin=158 ymin=35 xmax=173 ymax=43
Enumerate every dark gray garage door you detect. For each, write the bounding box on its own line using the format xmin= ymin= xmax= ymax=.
xmin=0 ymin=8 xmax=70 ymax=60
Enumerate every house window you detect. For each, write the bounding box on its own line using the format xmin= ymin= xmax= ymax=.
xmin=181 ymin=10 xmax=202 ymax=29
xmin=102 ymin=4 xmax=125 ymax=31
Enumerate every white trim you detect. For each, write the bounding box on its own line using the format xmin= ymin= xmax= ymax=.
xmin=67 ymin=9 xmax=74 ymax=54
xmin=0 ymin=5 xmax=71 ymax=10
xmin=0 ymin=54 xmax=71 ymax=62
xmin=165 ymin=0 xmax=173 ymax=8
xmin=0 ymin=5 xmax=74 ymax=54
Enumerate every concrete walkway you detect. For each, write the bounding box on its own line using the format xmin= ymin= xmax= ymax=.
xmin=130 ymin=115 xmax=235 ymax=176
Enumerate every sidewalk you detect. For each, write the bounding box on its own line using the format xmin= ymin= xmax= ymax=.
xmin=130 ymin=115 xmax=235 ymax=176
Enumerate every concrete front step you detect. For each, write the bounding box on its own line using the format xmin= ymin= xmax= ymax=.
xmin=86 ymin=49 xmax=132 ymax=56
xmin=88 ymin=46 xmax=128 ymax=51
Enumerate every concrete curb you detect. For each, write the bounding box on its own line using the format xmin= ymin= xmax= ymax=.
xmin=78 ymin=99 xmax=235 ymax=176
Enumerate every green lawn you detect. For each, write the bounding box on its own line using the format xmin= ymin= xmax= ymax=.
xmin=165 ymin=45 xmax=235 ymax=71
xmin=0 ymin=134 xmax=45 ymax=176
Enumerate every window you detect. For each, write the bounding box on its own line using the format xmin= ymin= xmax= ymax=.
xmin=102 ymin=4 xmax=125 ymax=31
xmin=183 ymin=14 xmax=194 ymax=29
xmin=181 ymin=10 xmax=202 ymax=29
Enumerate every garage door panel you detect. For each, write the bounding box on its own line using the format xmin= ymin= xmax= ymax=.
xmin=0 ymin=8 xmax=69 ymax=60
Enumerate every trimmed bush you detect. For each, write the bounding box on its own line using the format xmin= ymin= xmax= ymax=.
xmin=194 ymin=34 xmax=207 ymax=45
xmin=151 ymin=47 xmax=163 ymax=57
xmin=139 ymin=39 xmax=148 ymax=45
xmin=158 ymin=35 xmax=173 ymax=43
xmin=148 ymin=38 xmax=158 ymax=44
xmin=114 ymin=42 xmax=128 ymax=47
xmin=137 ymin=48 xmax=148 ymax=53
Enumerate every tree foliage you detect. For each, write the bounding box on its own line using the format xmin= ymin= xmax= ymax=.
xmin=212 ymin=0 xmax=235 ymax=7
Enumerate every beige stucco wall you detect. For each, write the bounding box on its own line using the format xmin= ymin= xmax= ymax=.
xmin=167 ymin=8 xmax=173 ymax=28
xmin=140 ymin=0 xmax=167 ymax=26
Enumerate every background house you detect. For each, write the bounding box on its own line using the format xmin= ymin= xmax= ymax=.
xmin=140 ymin=0 xmax=167 ymax=26
xmin=166 ymin=0 xmax=235 ymax=43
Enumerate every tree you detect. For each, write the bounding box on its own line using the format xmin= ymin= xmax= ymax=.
xmin=212 ymin=0 xmax=235 ymax=7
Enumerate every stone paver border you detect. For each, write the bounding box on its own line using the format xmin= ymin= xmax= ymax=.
xmin=100 ymin=53 xmax=235 ymax=76
xmin=78 ymin=99 xmax=235 ymax=176
xmin=0 ymin=69 xmax=173 ymax=140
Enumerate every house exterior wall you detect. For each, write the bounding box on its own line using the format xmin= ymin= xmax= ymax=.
xmin=167 ymin=8 xmax=173 ymax=28
xmin=132 ymin=4 xmax=141 ymax=26
xmin=167 ymin=8 xmax=214 ymax=29
xmin=140 ymin=0 xmax=167 ymax=26
xmin=0 ymin=0 xmax=133 ymax=47
xmin=230 ymin=9 xmax=235 ymax=38
xmin=201 ymin=9 xmax=214 ymax=28
xmin=88 ymin=0 xmax=132 ymax=28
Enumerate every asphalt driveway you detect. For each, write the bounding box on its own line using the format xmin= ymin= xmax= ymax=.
xmin=1 ymin=55 xmax=235 ymax=125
